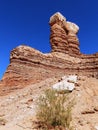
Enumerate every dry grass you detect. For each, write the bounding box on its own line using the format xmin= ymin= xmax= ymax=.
xmin=36 ymin=89 xmax=75 ymax=130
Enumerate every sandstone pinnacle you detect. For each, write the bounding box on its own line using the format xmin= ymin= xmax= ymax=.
xmin=49 ymin=12 xmax=80 ymax=54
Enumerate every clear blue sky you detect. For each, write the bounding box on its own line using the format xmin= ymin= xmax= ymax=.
xmin=0 ymin=0 xmax=98 ymax=79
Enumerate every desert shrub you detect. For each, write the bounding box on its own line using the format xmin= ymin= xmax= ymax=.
xmin=36 ymin=89 xmax=75 ymax=130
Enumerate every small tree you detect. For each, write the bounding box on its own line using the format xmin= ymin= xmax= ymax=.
xmin=36 ymin=89 xmax=75 ymax=130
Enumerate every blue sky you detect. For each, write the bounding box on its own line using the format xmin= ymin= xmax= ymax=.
xmin=0 ymin=0 xmax=98 ymax=79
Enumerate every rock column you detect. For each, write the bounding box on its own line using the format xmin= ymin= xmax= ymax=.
xmin=66 ymin=21 xmax=80 ymax=55
xmin=49 ymin=12 xmax=80 ymax=55
xmin=49 ymin=12 xmax=69 ymax=53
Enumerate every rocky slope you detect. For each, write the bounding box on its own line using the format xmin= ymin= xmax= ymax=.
xmin=0 ymin=76 xmax=98 ymax=130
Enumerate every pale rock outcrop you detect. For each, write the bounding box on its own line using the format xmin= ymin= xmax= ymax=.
xmin=52 ymin=75 xmax=77 ymax=91
xmin=49 ymin=12 xmax=66 ymax=26
xmin=65 ymin=21 xmax=79 ymax=34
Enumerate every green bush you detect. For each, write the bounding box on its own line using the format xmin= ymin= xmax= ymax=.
xmin=36 ymin=89 xmax=74 ymax=130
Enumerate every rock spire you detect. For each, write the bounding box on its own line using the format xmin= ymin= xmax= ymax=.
xmin=49 ymin=12 xmax=80 ymax=55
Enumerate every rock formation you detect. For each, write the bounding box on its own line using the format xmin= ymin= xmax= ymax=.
xmin=0 ymin=12 xmax=98 ymax=130
xmin=0 ymin=12 xmax=98 ymax=95
xmin=49 ymin=12 xmax=80 ymax=55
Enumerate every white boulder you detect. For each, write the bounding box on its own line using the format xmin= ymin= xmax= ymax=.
xmin=52 ymin=75 xmax=77 ymax=91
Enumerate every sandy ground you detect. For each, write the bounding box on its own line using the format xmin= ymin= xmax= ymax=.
xmin=0 ymin=78 xmax=56 ymax=130
xmin=0 ymin=76 xmax=98 ymax=130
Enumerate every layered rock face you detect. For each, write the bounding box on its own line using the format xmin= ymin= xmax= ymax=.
xmin=0 ymin=12 xmax=98 ymax=95
xmin=49 ymin=12 xmax=80 ymax=55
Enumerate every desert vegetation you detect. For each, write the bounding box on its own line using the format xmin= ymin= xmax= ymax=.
xmin=36 ymin=89 xmax=75 ymax=130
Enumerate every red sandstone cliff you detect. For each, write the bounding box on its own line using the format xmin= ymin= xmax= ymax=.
xmin=0 ymin=12 xmax=98 ymax=95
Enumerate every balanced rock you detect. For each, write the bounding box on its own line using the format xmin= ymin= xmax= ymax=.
xmin=65 ymin=21 xmax=79 ymax=34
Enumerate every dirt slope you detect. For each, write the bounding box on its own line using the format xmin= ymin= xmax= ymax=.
xmin=0 ymin=76 xmax=98 ymax=130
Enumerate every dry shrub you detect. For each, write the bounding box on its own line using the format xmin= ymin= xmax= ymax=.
xmin=36 ymin=89 xmax=75 ymax=130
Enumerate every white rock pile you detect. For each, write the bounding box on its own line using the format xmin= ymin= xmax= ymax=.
xmin=52 ymin=75 xmax=77 ymax=92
